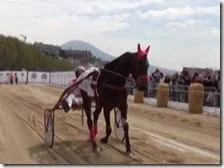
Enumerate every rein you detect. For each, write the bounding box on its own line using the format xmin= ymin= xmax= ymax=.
xmin=99 ymin=67 xmax=128 ymax=90
xmin=101 ymin=68 xmax=127 ymax=79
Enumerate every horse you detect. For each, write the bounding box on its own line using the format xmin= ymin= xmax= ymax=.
xmin=77 ymin=43 xmax=150 ymax=155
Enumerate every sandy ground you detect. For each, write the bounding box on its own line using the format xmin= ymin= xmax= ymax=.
xmin=0 ymin=84 xmax=220 ymax=164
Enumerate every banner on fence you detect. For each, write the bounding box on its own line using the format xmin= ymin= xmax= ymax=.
xmin=50 ymin=71 xmax=75 ymax=87
xmin=28 ymin=71 xmax=50 ymax=84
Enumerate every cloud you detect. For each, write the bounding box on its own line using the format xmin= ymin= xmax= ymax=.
xmin=165 ymin=19 xmax=211 ymax=29
xmin=0 ymin=0 xmax=61 ymax=23
xmin=0 ymin=0 xmax=220 ymax=70
xmin=57 ymin=0 xmax=167 ymax=15
xmin=138 ymin=6 xmax=219 ymax=20
xmin=0 ymin=0 xmax=131 ymax=41
xmin=164 ymin=19 xmax=219 ymax=38
xmin=0 ymin=12 xmax=131 ymax=47
xmin=209 ymin=26 xmax=219 ymax=35
xmin=94 ymin=14 xmax=130 ymax=22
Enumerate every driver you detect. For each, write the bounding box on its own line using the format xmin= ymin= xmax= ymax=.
xmin=61 ymin=66 xmax=86 ymax=113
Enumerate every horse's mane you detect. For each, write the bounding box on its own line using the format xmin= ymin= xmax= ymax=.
xmin=103 ymin=52 xmax=135 ymax=70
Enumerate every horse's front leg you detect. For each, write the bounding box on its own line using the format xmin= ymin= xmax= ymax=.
xmin=92 ymin=100 xmax=103 ymax=150
xmin=82 ymin=97 xmax=93 ymax=141
xmin=120 ymin=103 xmax=132 ymax=155
xmin=100 ymin=106 xmax=113 ymax=144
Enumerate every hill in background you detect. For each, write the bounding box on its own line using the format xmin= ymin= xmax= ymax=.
xmin=61 ymin=40 xmax=115 ymax=61
xmin=61 ymin=40 xmax=179 ymax=75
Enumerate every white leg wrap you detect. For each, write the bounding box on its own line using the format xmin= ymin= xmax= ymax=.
xmin=66 ymin=94 xmax=75 ymax=108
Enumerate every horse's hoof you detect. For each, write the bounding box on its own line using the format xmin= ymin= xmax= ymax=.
xmin=100 ymin=137 xmax=108 ymax=144
xmin=125 ymin=150 xmax=134 ymax=158
xmin=92 ymin=143 xmax=100 ymax=152
xmin=93 ymin=147 xmax=100 ymax=152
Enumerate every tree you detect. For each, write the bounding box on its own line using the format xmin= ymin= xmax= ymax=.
xmin=0 ymin=34 xmax=74 ymax=71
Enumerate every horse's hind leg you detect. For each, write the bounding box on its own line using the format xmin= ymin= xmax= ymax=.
xmin=100 ymin=106 xmax=113 ymax=144
xmin=81 ymin=91 xmax=93 ymax=141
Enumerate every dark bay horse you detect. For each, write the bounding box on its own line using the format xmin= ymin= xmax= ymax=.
xmin=79 ymin=43 xmax=150 ymax=155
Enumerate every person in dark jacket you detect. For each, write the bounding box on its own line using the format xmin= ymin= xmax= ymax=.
xmin=15 ymin=73 xmax=18 ymax=84
xmin=178 ymin=70 xmax=191 ymax=102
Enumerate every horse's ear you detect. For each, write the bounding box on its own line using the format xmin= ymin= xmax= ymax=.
xmin=145 ymin=45 xmax=150 ymax=55
xmin=137 ymin=43 xmax=141 ymax=52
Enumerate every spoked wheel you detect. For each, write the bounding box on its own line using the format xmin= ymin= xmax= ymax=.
xmin=44 ymin=110 xmax=55 ymax=148
xmin=114 ymin=108 xmax=125 ymax=142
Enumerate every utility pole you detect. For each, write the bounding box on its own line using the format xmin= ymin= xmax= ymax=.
xmin=20 ymin=34 xmax=27 ymax=43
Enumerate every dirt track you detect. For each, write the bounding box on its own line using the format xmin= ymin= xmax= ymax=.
xmin=0 ymin=84 xmax=220 ymax=164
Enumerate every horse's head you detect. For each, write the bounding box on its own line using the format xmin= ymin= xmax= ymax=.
xmin=131 ymin=43 xmax=150 ymax=91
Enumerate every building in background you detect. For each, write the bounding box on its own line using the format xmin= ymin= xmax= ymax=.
xmin=34 ymin=41 xmax=106 ymax=68
xmin=62 ymin=49 xmax=93 ymax=66
xmin=183 ymin=67 xmax=215 ymax=78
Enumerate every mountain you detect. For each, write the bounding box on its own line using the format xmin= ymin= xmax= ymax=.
xmin=148 ymin=65 xmax=179 ymax=76
xmin=61 ymin=40 xmax=115 ymax=61
xmin=61 ymin=40 xmax=178 ymax=75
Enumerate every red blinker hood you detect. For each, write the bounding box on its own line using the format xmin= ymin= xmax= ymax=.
xmin=137 ymin=43 xmax=150 ymax=59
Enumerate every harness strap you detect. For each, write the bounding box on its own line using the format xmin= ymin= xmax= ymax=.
xmin=82 ymin=108 xmax=84 ymax=127
xmin=102 ymin=83 xmax=126 ymax=90
xmin=101 ymin=68 xmax=127 ymax=79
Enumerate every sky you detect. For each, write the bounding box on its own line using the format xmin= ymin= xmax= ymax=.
xmin=0 ymin=0 xmax=221 ymax=71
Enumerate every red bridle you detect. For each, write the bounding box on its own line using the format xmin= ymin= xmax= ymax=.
xmin=135 ymin=43 xmax=150 ymax=83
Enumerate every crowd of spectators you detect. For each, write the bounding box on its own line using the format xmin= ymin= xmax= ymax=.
xmin=126 ymin=68 xmax=220 ymax=108
xmin=150 ymin=68 xmax=220 ymax=107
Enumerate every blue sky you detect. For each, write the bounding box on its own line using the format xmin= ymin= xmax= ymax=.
xmin=0 ymin=0 xmax=220 ymax=71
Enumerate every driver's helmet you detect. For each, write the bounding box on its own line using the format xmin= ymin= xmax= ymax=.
xmin=75 ymin=66 xmax=85 ymax=78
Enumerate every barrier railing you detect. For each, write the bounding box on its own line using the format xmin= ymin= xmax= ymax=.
xmin=126 ymin=84 xmax=220 ymax=108
xmin=1 ymin=70 xmax=220 ymax=109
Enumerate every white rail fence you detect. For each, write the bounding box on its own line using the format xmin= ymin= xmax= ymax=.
xmin=0 ymin=70 xmax=220 ymax=117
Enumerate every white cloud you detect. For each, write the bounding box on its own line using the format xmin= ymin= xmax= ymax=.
xmin=164 ymin=19 xmax=219 ymax=39
xmin=165 ymin=19 xmax=210 ymax=29
xmin=0 ymin=0 xmax=220 ymax=71
xmin=209 ymin=26 xmax=219 ymax=36
xmin=0 ymin=0 xmax=131 ymax=44
xmin=0 ymin=12 xmax=130 ymax=46
xmin=57 ymin=0 xmax=167 ymax=15
xmin=139 ymin=6 xmax=219 ymax=20
xmin=94 ymin=14 xmax=130 ymax=22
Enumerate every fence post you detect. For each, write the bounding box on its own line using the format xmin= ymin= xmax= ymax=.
xmin=133 ymin=89 xmax=144 ymax=103
xmin=157 ymin=83 xmax=169 ymax=107
xmin=188 ymin=83 xmax=204 ymax=114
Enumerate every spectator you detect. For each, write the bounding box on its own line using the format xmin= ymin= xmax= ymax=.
xmin=151 ymin=69 xmax=164 ymax=97
xmin=152 ymin=68 xmax=164 ymax=83
xmin=171 ymin=73 xmax=180 ymax=101
xmin=179 ymin=70 xmax=191 ymax=85
xmin=178 ymin=70 xmax=191 ymax=102
xmin=15 ymin=73 xmax=18 ymax=84
xmin=191 ymin=72 xmax=199 ymax=84
xmin=9 ymin=73 xmax=14 ymax=85
xmin=164 ymin=75 xmax=171 ymax=84
xmin=203 ymin=75 xmax=212 ymax=87
xmin=196 ymin=74 xmax=204 ymax=84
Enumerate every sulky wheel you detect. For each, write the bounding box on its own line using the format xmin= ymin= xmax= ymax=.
xmin=44 ymin=110 xmax=55 ymax=148
xmin=114 ymin=107 xmax=125 ymax=142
